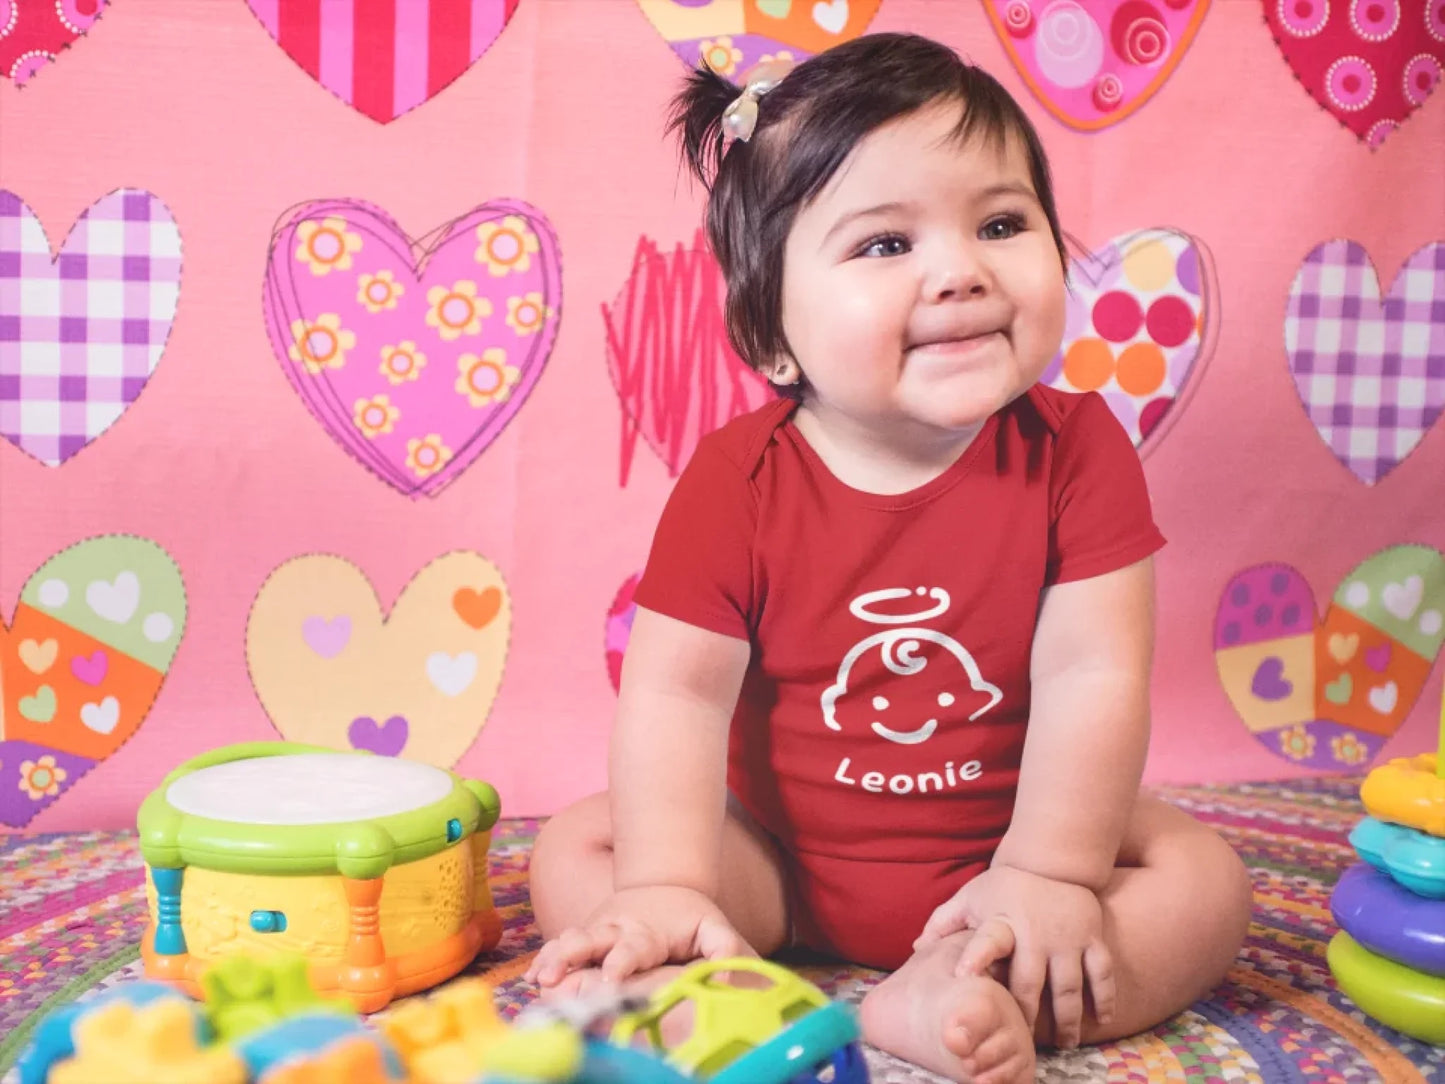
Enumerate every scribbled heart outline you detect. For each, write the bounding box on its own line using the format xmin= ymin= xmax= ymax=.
xmin=1053 ymin=228 xmax=1220 ymax=459
xmin=603 ymin=231 xmax=774 ymax=486
xmin=262 ymin=197 xmax=562 ymax=498
xmin=245 ymin=549 xmax=511 ymax=767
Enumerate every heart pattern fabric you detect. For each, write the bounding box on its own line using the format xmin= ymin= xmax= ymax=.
xmin=262 ymin=198 xmax=561 ymax=497
xmin=246 ymin=551 xmax=509 ymax=768
xmin=1214 ymin=545 xmax=1445 ymax=771
xmin=1263 ymin=0 xmax=1444 ymax=147
xmin=0 ymin=535 xmax=185 ymax=827
xmin=636 ymin=0 xmax=883 ymax=75
xmin=983 ymin=0 xmax=1213 ymax=130
xmin=0 ymin=189 xmax=181 ymax=466
xmin=243 ymin=0 xmax=520 ymax=123
xmin=1286 ymin=240 xmax=1445 ymax=485
xmin=1042 ymin=228 xmax=1213 ymax=449
xmin=0 ymin=0 xmax=111 ymax=84
xmin=604 ymin=232 xmax=774 ymax=484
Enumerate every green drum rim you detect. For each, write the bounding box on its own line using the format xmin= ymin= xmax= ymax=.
xmin=137 ymin=741 xmax=501 ymax=880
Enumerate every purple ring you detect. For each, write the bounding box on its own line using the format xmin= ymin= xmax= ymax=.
xmin=1331 ymin=862 xmax=1445 ymax=976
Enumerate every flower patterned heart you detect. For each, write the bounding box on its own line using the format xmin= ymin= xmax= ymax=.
xmin=262 ymin=198 xmax=561 ymax=497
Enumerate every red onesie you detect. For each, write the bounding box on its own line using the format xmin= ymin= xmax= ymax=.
xmin=632 ymin=385 xmax=1166 ymax=969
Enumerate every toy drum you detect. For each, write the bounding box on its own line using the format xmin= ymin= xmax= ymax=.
xmin=138 ymin=741 xmax=503 ymax=1013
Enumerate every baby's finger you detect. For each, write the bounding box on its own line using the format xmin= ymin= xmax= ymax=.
xmin=535 ymin=924 xmax=616 ymax=985
xmin=1004 ymin=946 xmax=1047 ymax=1031
xmin=1047 ymin=953 xmax=1086 ymax=1049
xmin=1083 ymin=940 xmax=1117 ymax=1026
xmin=913 ymin=893 xmax=975 ymax=951
xmin=697 ymin=916 xmax=756 ymax=962
xmin=600 ymin=925 xmax=666 ymax=982
xmin=955 ymin=917 xmax=1016 ymax=976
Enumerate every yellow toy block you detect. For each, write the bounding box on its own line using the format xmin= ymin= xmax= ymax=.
xmin=50 ymin=999 xmax=247 ymax=1084
xmin=1362 ymin=753 xmax=1445 ymax=837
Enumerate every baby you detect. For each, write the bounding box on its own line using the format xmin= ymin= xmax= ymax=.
xmin=527 ymin=32 xmax=1252 ymax=1084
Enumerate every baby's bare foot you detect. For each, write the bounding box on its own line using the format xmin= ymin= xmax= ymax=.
xmin=861 ymin=961 xmax=1035 ymax=1083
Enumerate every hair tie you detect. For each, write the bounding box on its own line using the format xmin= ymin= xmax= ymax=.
xmin=721 ymin=58 xmax=795 ymax=143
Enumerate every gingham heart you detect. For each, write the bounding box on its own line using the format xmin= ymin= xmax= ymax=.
xmin=1263 ymin=0 xmax=1444 ymax=148
xmin=983 ymin=0 xmax=1213 ymax=130
xmin=0 ymin=189 xmax=182 ymax=466
xmin=1286 ymin=240 xmax=1445 ymax=485
xmin=0 ymin=0 xmax=111 ymax=85
xmin=244 ymin=0 xmax=520 ymax=123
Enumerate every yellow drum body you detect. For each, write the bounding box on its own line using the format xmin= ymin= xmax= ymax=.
xmin=138 ymin=742 xmax=503 ymax=1012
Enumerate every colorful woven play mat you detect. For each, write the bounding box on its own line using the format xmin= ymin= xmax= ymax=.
xmin=1 ymin=776 xmax=1441 ymax=1083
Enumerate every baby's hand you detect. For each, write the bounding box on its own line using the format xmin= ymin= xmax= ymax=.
xmin=524 ymin=884 xmax=754 ymax=989
xmin=912 ymin=865 xmax=1115 ymax=1047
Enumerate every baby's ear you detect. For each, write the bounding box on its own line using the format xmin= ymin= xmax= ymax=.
xmin=765 ymin=355 xmax=802 ymax=386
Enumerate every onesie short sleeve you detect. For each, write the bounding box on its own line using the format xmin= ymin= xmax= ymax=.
xmin=1046 ymin=393 xmax=1166 ymax=585
xmin=632 ymin=438 xmax=758 ymax=642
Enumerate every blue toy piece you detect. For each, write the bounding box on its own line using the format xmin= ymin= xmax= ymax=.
xmin=17 ymin=981 xmax=207 ymax=1084
xmin=235 ymin=1012 xmax=406 ymax=1081
xmin=480 ymin=1039 xmax=695 ymax=1084
xmin=1351 ymin=816 xmax=1445 ymax=898
xmin=711 ymin=1002 xmax=867 ymax=1084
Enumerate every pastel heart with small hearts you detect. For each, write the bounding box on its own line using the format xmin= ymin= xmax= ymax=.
xmin=262 ymin=198 xmax=561 ymax=497
xmin=246 ymin=551 xmax=509 ymax=767
xmin=636 ymin=0 xmax=883 ymax=76
xmin=983 ymin=0 xmax=1212 ymax=131
xmin=1042 ymin=228 xmax=1214 ymax=450
xmin=1214 ymin=544 xmax=1445 ymax=771
xmin=1286 ymin=239 xmax=1445 ymax=485
xmin=0 ymin=0 xmax=111 ymax=85
xmin=1263 ymin=0 xmax=1444 ymax=148
xmin=0 ymin=188 xmax=182 ymax=466
xmin=605 ymin=232 xmax=774 ymax=484
xmin=0 ymin=534 xmax=185 ymax=828
xmin=243 ymin=0 xmax=519 ymax=123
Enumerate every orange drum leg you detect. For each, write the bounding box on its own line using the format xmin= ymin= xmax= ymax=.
xmin=336 ymin=876 xmax=396 ymax=1013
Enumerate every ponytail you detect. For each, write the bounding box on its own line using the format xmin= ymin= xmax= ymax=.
xmin=666 ymin=64 xmax=742 ymax=192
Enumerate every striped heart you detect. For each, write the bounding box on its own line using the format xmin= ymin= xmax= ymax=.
xmin=244 ymin=0 xmax=520 ymax=123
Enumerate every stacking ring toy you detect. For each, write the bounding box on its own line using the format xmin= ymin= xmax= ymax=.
xmin=1328 ymin=931 xmax=1445 ymax=1044
xmin=1331 ymin=862 xmax=1445 ymax=976
xmin=1362 ymin=753 xmax=1445 ymax=837
xmin=1350 ymin=816 xmax=1445 ymax=899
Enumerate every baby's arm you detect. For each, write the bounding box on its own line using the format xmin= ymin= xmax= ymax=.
xmin=610 ymin=605 xmax=751 ymax=897
xmin=528 ymin=605 xmax=754 ymax=984
xmin=995 ymin=556 xmax=1154 ymax=888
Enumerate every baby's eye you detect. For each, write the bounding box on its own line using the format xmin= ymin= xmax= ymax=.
xmin=980 ymin=214 xmax=1026 ymax=241
xmin=858 ymin=234 xmax=910 ymax=258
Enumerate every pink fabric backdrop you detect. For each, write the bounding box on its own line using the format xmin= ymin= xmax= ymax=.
xmin=1 ymin=0 xmax=1442 ymax=831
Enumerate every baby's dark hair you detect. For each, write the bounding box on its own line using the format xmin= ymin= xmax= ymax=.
xmin=668 ymin=33 xmax=1067 ymax=396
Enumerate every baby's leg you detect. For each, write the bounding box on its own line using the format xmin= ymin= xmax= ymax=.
xmin=1034 ymin=792 xmax=1254 ymax=1046
xmin=529 ymin=791 xmax=791 ymax=994
xmin=859 ymin=931 xmax=1036 ymax=1084
xmin=857 ymin=794 xmax=1250 ymax=1081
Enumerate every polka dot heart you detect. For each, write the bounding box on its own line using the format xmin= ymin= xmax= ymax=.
xmin=983 ymin=0 xmax=1213 ymax=130
xmin=1264 ymin=0 xmax=1444 ymax=147
xmin=1042 ymin=228 xmax=1213 ymax=449
xmin=0 ymin=0 xmax=110 ymax=85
